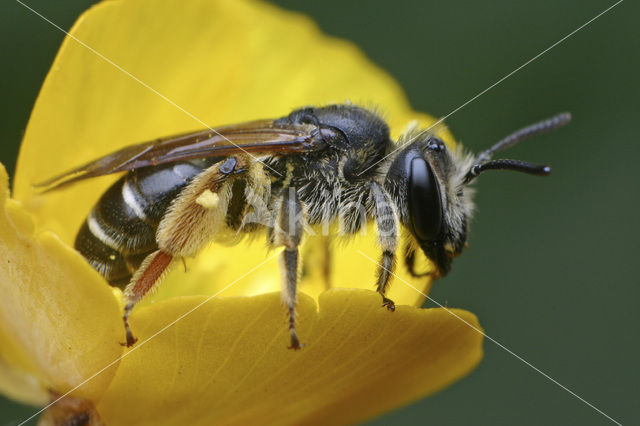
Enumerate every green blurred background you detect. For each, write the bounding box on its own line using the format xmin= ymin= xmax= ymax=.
xmin=1 ymin=0 xmax=638 ymax=425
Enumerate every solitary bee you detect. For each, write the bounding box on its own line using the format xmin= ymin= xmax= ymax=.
xmin=38 ymin=104 xmax=570 ymax=349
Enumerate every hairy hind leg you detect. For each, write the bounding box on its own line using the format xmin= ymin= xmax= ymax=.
xmin=120 ymin=156 xmax=248 ymax=347
xmin=122 ymin=250 xmax=173 ymax=346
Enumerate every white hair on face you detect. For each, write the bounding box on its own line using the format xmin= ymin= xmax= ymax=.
xmin=446 ymin=144 xmax=476 ymax=235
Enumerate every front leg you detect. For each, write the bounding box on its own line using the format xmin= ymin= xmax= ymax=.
xmin=273 ymin=186 xmax=305 ymax=349
xmin=371 ymin=182 xmax=399 ymax=311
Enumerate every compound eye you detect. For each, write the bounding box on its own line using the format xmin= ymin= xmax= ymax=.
xmin=408 ymin=157 xmax=443 ymax=242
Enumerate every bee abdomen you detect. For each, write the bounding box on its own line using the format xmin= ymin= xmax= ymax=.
xmin=75 ymin=220 xmax=133 ymax=288
xmin=75 ymin=160 xmax=214 ymax=288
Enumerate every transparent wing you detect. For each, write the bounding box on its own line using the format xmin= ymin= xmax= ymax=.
xmin=36 ymin=120 xmax=323 ymax=191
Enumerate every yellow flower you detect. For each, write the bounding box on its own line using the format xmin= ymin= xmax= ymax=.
xmin=0 ymin=0 xmax=483 ymax=424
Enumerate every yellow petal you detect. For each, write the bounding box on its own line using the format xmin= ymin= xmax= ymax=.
xmin=13 ymin=0 xmax=451 ymax=305
xmin=0 ymin=346 xmax=48 ymax=406
xmin=7 ymin=0 xmax=482 ymax=420
xmin=97 ymin=289 xmax=482 ymax=425
xmin=0 ymin=163 xmax=123 ymax=402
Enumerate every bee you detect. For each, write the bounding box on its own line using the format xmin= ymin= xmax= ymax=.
xmin=38 ymin=104 xmax=570 ymax=349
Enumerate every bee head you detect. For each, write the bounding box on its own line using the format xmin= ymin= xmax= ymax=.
xmin=385 ymin=113 xmax=570 ymax=277
xmin=385 ymin=133 xmax=473 ymax=277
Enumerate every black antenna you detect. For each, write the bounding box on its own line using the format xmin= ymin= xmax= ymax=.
xmin=470 ymin=159 xmax=550 ymax=176
xmin=464 ymin=112 xmax=571 ymax=184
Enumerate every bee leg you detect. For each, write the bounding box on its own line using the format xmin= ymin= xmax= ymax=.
xmin=120 ymin=157 xmax=250 ymax=347
xmin=281 ymin=248 xmax=302 ymax=349
xmin=274 ymin=186 xmax=305 ymax=350
xmin=404 ymin=245 xmax=432 ymax=278
xmin=122 ymin=250 xmax=174 ymax=347
xmin=371 ymin=183 xmax=399 ymax=311
xmin=321 ymin=236 xmax=332 ymax=289
xmin=301 ymin=235 xmax=332 ymax=289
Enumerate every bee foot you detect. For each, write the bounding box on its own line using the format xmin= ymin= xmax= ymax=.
xmin=288 ymin=331 xmax=305 ymax=350
xmin=381 ymin=296 xmax=396 ymax=312
xmin=120 ymin=332 xmax=138 ymax=347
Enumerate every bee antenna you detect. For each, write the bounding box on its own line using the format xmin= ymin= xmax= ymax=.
xmin=464 ymin=159 xmax=550 ymax=183
xmin=464 ymin=112 xmax=570 ymax=184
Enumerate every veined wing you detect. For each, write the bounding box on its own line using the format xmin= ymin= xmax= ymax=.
xmin=36 ymin=120 xmax=324 ymax=192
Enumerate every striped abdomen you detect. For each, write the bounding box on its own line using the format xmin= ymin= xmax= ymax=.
xmin=75 ymin=159 xmax=217 ymax=288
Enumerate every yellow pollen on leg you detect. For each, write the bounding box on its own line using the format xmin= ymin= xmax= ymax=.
xmin=195 ymin=189 xmax=220 ymax=209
